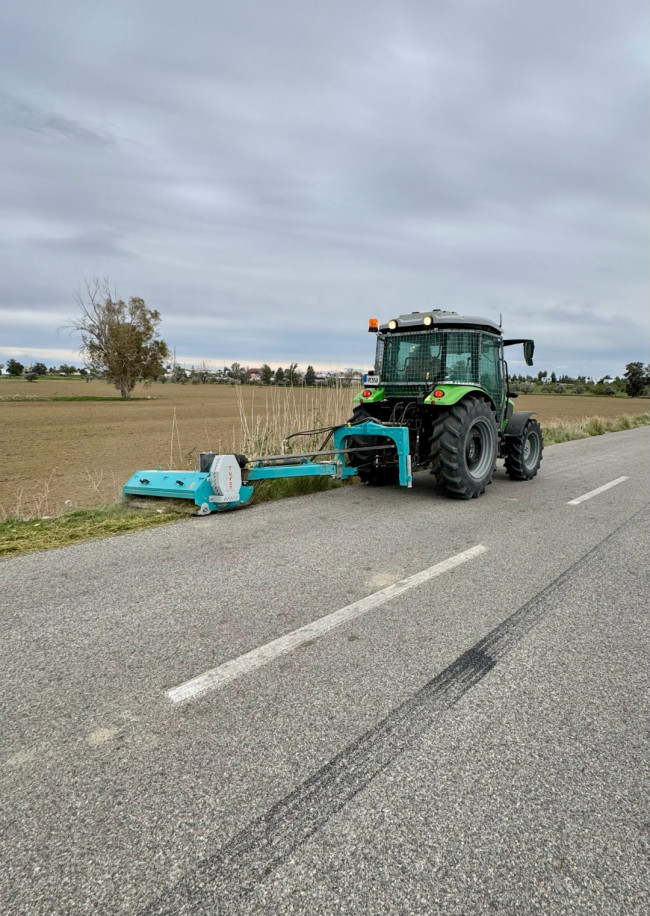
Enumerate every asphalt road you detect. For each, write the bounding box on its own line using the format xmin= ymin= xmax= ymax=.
xmin=1 ymin=427 xmax=649 ymax=915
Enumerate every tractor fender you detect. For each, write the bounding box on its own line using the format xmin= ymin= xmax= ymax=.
xmin=503 ymin=411 xmax=536 ymax=438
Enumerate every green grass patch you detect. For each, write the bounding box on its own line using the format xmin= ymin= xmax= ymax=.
xmin=0 ymin=478 xmax=350 ymax=557
xmin=249 ymin=475 xmax=350 ymax=504
xmin=0 ymin=503 xmax=193 ymax=558
xmin=543 ymin=412 xmax=649 ymax=445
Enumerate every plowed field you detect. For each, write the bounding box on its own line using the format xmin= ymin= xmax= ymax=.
xmin=1 ymin=378 xmax=647 ymax=517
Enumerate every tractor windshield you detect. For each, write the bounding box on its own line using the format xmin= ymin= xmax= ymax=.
xmin=376 ymin=330 xmax=482 ymax=386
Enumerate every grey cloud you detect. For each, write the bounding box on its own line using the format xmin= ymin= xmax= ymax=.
xmin=0 ymin=92 xmax=112 ymax=146
xmin=0 ymin=0 xmax=647 ymax=374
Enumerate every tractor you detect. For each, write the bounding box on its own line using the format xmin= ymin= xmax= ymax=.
xmin=123 ymin=310 xmax=542 ymax=512
xmin=346 ymin=310 xmax=543 ymax=498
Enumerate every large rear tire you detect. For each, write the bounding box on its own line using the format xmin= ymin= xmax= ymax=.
xmin=345 ymin=406 xmax=399 ymax=486
xmin=428 ymin=411 xmax=447 ymax=479
xmin=437 ymin=397 xmax=498 ymax=499
xmin=504 ymin=418 xmax=543 ymax=480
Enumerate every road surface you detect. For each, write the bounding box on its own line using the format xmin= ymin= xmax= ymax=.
xmin=1 ymin=427 xmax=649 ymax=914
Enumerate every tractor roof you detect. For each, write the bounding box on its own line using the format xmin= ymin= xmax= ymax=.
xmin=379 ymin=310 xmax=502 ymax=335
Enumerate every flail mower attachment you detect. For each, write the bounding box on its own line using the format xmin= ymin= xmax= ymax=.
xmin=123 ymin=421 xmax=412 ymax=515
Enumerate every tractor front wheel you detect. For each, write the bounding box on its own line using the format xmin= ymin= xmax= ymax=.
xmin=437 ymin=398 xmax=498 ymax=499
xmin=504 ymin=418 xmax=543 ymax=480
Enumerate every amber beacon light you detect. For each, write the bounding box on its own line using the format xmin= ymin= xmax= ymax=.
xmin=368 ymin=318 xmax=379 ymax=332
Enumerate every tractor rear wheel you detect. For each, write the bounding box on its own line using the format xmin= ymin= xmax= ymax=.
xmin=428 ymin=411 xmax=446 ymax=480
xmin=504 ymin=418 xmax=543 ymax=480
xmin=436 ymin=397 xmax=498 ymax=499
xmin=345 ymin=406 xmax=399 ymax=486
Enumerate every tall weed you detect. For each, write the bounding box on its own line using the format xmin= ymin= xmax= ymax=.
xmin=236 ymin=385 xmax=354 ymax=458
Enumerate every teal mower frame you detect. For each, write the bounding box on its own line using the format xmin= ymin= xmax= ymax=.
xmin=123 ymin=421 xmax=412 ymax=514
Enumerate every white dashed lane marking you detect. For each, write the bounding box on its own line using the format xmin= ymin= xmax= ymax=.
xmin=567 ymin=476 xmax=629 ymax=505
xmin=168 ymin=545 xmax=488 ymax=704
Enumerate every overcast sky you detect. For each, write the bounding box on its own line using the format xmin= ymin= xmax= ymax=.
xmin=1 ymin=0 xmax=648 ymax=377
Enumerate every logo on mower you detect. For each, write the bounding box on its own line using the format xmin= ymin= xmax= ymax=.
xmin=209 ymin=455 xmax=242 ymax=503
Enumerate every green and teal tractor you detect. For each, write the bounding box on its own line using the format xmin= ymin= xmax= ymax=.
xmin=347 ymin=310 xmax=543 ymax=498
xmin=123 ymin=310 xmax=542 ymax=512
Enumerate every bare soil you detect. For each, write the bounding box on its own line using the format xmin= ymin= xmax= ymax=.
xmin=1 ymin=377 xmax=647 ymax=517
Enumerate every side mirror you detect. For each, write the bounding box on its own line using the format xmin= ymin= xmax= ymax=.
xmin=524 ymin=341 xmax=534 ymax=366
xmin=507 ymin=391 xmax=519 ymax=399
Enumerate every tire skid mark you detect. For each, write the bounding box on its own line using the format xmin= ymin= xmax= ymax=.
xmin=142 ymin=504 xmax=650 ymax=916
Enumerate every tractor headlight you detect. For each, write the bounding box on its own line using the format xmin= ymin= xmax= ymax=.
xmin=423 ymin=315 xmax=433 ymax=326
xmin=388 ymin=319 xmax=398 ymax=330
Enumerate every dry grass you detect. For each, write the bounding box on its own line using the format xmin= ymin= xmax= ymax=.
xmin=235 ymin=384 xmax=353 ymax=457
xmin=542 ymin=412 xmax=648 ymax=444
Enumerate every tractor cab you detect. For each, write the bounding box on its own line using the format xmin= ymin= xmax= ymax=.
xmin=359 ymin=310 xmax=534 ymax=427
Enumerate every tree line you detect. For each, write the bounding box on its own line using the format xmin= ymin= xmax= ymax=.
xmin=509 ymin=366 xmax=650 ymax=398
xmin=166 ymin=362 xmax=319 ymax=386
xmin=1 ymin=360 xmax=88 ymax=379
xmin=0 ymin=356 xmax=334 ymax=389
xmin=0 ymin=358 xmax=322 ymax=386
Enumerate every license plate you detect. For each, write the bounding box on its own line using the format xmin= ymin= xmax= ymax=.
xmin=365 ymin=375 xmax=380 ymax=386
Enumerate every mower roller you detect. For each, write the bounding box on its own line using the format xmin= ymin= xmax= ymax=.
xmin=123 ymin=310 xmax=543 ymax=513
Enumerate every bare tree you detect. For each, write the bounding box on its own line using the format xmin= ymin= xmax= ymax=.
xmin=68 ymin=278 xmax=169 ymax=398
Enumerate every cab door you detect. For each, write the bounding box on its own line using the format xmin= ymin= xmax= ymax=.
xmin=479 ymin=334 xmax=506 ymax=423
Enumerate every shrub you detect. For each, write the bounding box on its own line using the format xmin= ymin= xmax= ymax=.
xmin=584 ymin=418 xmax=606 ymax=436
